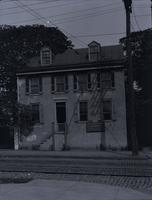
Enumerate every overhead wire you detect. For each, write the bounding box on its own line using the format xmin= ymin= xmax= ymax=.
xmin=132 ymin=5 xmax=142 ymax=31
xmin=14 ymin=0 xmax=87 ymax=47
xmin=0 ymin=2 xmax=120 ymax=18
xmin=54 ymin=7 xmax=122 ymax=25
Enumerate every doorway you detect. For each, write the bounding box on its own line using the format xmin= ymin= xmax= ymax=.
xmin=56 ymin=102 xmax=66 ymax=132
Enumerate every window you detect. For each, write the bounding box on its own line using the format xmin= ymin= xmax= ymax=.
xmin=87 ymin=73 xmax=91 ymax=89
xmin=89 ymin=45 xmax=100 ymax=61
xmin=79 ymin=101 xmax=88 ymax=121
xmin=103 ymin=100 xmax=112 ymax=120
xmin=55 ymin=75 xmax=68 ymax=92
xmin=31 ymin=104 xmax=40 ymax=123
xmin=41 ymin=48 xmax=52 ymax=65
xmin=78 ymin=74 xmax=87 ymax=92
xmin=51 ymin=76 xmax=55 ymax=92
xmin=26 ymin=77 xmax=42 ymax=94
xmin=73 ymin=74 xmax=78 ymax=90
xmin=101 ymin=72 xmax=115 ymax=88
xmin=56 ymin=102 xmax=66 ymax=132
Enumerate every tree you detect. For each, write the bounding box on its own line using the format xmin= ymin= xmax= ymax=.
xmin=0 ymin=24 xmax=73 ymax=129
xmin=120 ymin=28 xmax=152 ymax=147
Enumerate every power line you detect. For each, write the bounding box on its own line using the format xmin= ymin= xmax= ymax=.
xmin=0 ymin=3 xmax=121 ymax=18
xmin=132 ymin=5 xmax=142 ymax=30
xmin=4 ymin=6 xmax=122 ymax=27
xmin=75 ymin=32 xmax=125 ymax=38
xmin=15 ymin=0 xmax=87 ymax=47
xmin=54 ymin=7 xmax=122 ymax=25
xmin=0 ymin=0 xmax=119 ymax=12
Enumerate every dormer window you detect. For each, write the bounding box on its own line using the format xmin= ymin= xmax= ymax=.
xmin=88 ymin=41 xmax=101 ymax=62
xmin=40 ymin=47 xmax=52 ymax=66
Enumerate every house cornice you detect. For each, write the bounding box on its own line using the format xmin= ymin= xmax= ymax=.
xmin=17 ymin=59 xmax=126 ymax=76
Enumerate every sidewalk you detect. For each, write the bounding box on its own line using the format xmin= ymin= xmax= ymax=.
xmin=0 ymin=149 xmax=150 ymax=160
xmin=0 ymin=179 xmax=151 ymax=200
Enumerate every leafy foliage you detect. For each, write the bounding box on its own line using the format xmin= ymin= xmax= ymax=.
xmin=120 ymin=28 xmax=152 ymax=146
xmin=0 ymin=24 xmax=73 ymax=129
xmin=14 ymin=104 xmax=34 ymax=136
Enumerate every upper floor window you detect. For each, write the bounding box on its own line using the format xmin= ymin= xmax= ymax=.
xmin=40 ymin=47 xmax=52 ymax=66
xmin=51 ymin=75 xmax=68 ymax=93
xmin=101 ymin=72 xmax=115 ymax=88
xmin=26 ymin=77 xmax=42 ymax=94
xmin=75 ymin=73 xmax=92 ymax=92
xmin=88 ymin=41 xmax=101 ymax=62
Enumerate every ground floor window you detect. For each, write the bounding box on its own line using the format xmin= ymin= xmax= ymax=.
xmin=79 ymin=101 xmax=88 ymax=121
xmin=31 ymin=104 xmax=40 ymax=123
xmin=103 ymin=100 xmax=112 ymax=120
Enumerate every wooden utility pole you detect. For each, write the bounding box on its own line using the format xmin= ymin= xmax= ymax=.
xmin=123 ymin=0 xmax=138 ymax=155
xmin=151 ymin=0 xmax=152 ymax=27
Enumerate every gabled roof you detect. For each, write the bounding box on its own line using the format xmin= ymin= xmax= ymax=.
xmin=27 ymin=44 xmax=124 ymax=67
xmin=17 ymin=44 xmax=125 ymax=75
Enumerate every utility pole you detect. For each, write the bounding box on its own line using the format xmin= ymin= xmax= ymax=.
xmin=123 ymin=0 xmax=138 ymax=155
xmin=151 ymin=0 xmax=152 ymax=27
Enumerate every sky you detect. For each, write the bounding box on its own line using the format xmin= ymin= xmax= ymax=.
xmin=0 ymin=0 xmax=151 ymax=48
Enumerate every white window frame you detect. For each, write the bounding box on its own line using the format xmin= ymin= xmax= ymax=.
xmin=40 ymin=47 xmax=52 ymax=66
xmin=26 ymin=77 xmax=42 ymax=95
xmin=89 ymin=45 xmax=100 ymax=62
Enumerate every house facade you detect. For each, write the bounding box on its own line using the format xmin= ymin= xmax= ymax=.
xmin=16 ymin=41 xmax=127 ymax=151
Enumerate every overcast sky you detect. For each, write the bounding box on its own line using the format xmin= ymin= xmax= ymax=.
xmin=0 ymin=0 xmax=151 ymax=48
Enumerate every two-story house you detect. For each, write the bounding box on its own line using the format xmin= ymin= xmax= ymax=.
xmin=16 ymin=41 xmax=127 ymax=151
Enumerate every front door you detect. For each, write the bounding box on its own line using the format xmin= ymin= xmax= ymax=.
xmin=56 ymin=102 xmax=66 ymax=132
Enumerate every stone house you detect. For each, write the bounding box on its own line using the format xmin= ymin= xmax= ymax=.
xmin=16 ymin=41 xmax=127 ymax=150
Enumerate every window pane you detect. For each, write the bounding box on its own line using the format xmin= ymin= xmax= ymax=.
xmin=56 ymin=76 xmax=65 ymax=92
xmin=79 ymin=74 xmax=87 ymax=91
xmin=101 ymin=72 xmax=112 ymax=88
xmin=41 ymin=49 xmax=50 ymax=65
xmin=31 ymin=78 xmax=40 ymax=94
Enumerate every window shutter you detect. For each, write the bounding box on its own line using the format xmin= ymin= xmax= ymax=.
xmin=112 ymin=101 xmax=116 ymax=121
xmin=74 ymin=106 xmax=78 ymax=122
xmin=39 ymin=77 xmax=42 ymax=92
xmin=87 ymin=73 xmax=91 ymax=89
xmin=97 ymin=72 xmax=101 ymax=89
xmin=65 ymin=75 xmax=68 ymax=91
xmin=40 ymin=104 xmax=44 ymax=124
xmin=25 ymin=78 xmax=29 ymax=93
xmin=73 ymin=74 xmax=77 ymax=90
xmin=51 ymin=76 xmax=55 ymax=92
xmin=111 ymin=72 xmax=115 ymax=87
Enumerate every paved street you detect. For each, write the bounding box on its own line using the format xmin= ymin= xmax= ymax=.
xmin=0 ymin=150 xmax=152 ymax=195
xmin=0 ymin=156 xmax=152 ymax=176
